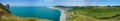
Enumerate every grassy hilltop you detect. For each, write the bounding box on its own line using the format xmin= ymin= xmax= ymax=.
xmin=55 ymin=6 xmax=120 ymax=21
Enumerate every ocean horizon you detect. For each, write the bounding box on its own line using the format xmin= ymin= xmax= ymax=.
xmin=9 ymin=6 xmax=61 ymax=21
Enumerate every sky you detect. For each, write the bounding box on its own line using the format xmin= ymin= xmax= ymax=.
xmin=0 ymin=0 xmax=120 ymax=6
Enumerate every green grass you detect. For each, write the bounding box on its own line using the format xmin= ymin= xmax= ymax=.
xmin=66 ymin=6 xmax=120 ymax=20
xmin=68 ymin=7 xmax=120 ymax=17
xmin=53 ymin=6 xmax=120 ymax=21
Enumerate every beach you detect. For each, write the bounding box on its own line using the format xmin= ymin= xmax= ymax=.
xmin=49 ymin=6 xmax=67 ymax=21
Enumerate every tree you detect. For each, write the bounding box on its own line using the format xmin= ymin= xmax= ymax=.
xmin=107 ymin=5 xmax=111 ymax=7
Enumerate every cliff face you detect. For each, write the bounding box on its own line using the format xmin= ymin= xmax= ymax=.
xmin=0 ymin=3 xmax=10 ymax=13
xmin=0 ymin=3 xmax=11 ymax=21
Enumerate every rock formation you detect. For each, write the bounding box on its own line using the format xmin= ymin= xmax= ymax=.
xmin=0 ymin=3 xmax=10 ymax=13
xmin=0 ymin=3 xmax=11 ymax=21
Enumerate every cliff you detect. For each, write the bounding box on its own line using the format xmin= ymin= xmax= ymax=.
xmin=0 ymin=3 xmax=11 ymax=13
xmin=0 ymin=3 xmax=11 ymax=21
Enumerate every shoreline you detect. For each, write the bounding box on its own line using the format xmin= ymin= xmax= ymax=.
xmin=49 ymin=6 xmax=67 ymax=21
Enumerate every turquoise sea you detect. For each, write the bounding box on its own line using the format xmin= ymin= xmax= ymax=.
xmin=9 ymin=6 xmax=61 ymax=21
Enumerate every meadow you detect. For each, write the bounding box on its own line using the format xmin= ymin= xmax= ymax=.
xmin=66 ymin=6 xmax=120 ymax=21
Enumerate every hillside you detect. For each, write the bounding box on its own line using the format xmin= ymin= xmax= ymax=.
xmin=66 ymin=6 xmax=120 ymax=21
xmin=54 ymin=6 xmax=120 ymax=21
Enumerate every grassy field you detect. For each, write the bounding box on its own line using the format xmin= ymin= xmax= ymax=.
xmin=1 ymin=14 xmax=52 ymax=21
xmin=66 ymin=6 xmax=120 ymax=21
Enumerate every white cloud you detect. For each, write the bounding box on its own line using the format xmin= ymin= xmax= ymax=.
xmin=10 ymin=2 xmax=32 ymax=6
xmin=44 ymin=0 xmax=54 ymax=2
xmin=57 ymin=0 xmax=87 ymax=6
xmin=10 ymin=0 xmax=88 ymax=6
xmin=35 ymin=0 xmax=87 ymax=6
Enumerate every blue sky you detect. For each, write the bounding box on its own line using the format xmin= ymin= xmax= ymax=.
xmin=0 ymin=0 xmax=120 ymax=6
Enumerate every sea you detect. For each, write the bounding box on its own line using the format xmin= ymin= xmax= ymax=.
xmin=9 ymin=6 xmax=61 ymax=21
